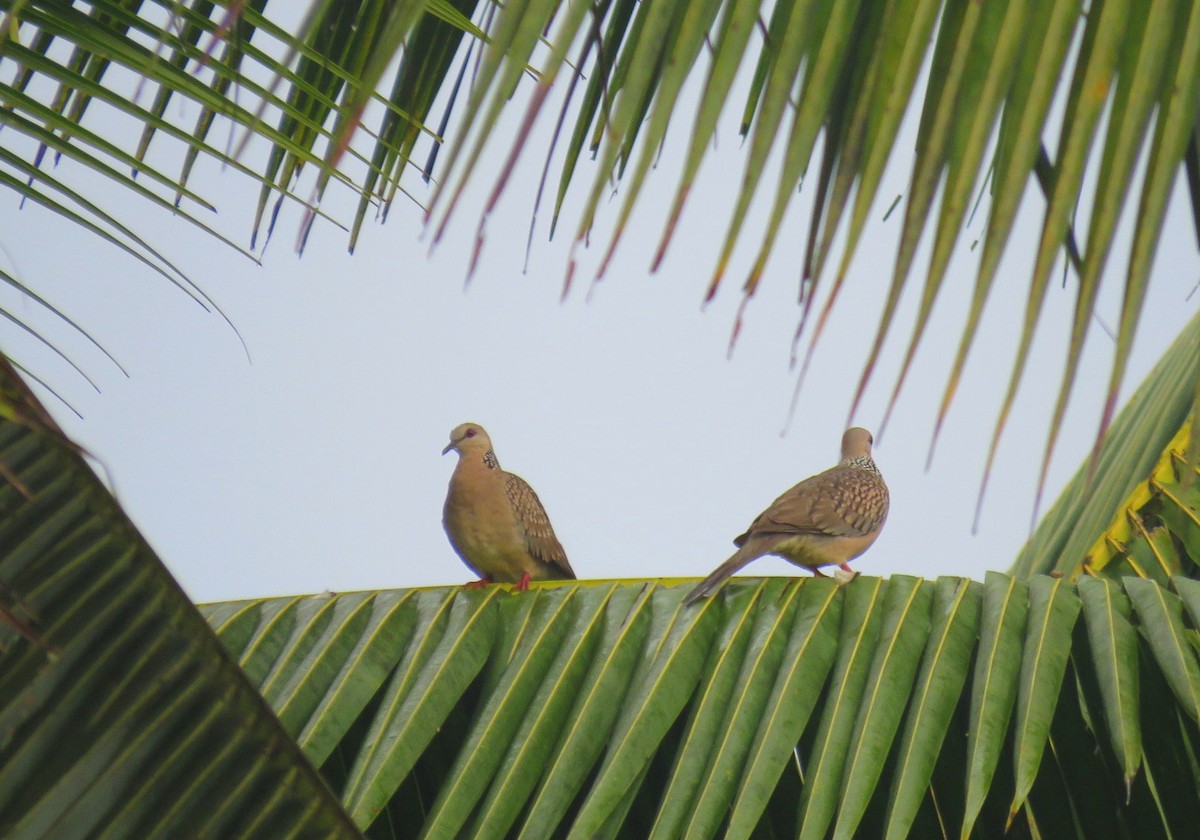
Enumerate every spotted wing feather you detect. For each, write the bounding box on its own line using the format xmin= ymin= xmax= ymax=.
xmin=505 ymin=473 xmax=575 ymax=578
xmin=736 ymin=465 xmax=889 ymax=544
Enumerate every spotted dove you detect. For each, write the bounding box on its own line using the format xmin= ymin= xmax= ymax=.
xmin=685 ymin=427 xmax=888 ymax=604
xmin=442 ymin=422 xmax=575 ymax=588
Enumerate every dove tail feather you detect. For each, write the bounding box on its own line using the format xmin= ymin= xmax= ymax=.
xmin=683 ymin=542 xmax=765 ymax=605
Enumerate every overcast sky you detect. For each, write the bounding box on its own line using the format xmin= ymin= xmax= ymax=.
xmin=2 ymin=15 xmax=1198 ymax=603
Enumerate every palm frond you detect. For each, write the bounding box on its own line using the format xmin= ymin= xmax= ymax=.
xmin=5 ymin=1 xmax=1200 ymax=465
xmin=193 ymin=571 xmax=1200 ymax=839
xmin=0 ymin=354 xmax=360 ymax=839
xmin=1012 ymin=307 xmax=1200 ymax=577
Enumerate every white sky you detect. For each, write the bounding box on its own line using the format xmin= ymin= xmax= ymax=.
xmin=1 ymin=12 xmax=1198 ymax=603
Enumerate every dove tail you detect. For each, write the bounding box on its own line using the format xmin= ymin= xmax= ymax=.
xmin=683 ymin=543 xmax=765 ymax=605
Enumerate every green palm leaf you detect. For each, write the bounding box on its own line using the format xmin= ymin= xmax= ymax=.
xmin=189 ymin=572 xmax=1200 ymax=837
xmin=0 ymin=356 xmax=359 ymax=839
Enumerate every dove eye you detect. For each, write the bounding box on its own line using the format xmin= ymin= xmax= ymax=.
xmin=465 ymin=428 xmax=477 ymax=438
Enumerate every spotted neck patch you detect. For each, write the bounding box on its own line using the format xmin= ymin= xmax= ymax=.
xmin=845 ymin=455 xmax=880 ymax=474
xmin=483 ymin=450 xmax=499 ymax=470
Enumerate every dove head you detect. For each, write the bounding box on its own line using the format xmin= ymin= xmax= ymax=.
xmin=841 ymin=427 xmax=875 ymax=461
xmin=443 ymin=422 xmax=493 ymax=456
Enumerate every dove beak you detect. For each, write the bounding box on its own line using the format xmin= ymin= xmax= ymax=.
xmin=442 ymin=440 xmax=457 ymax=455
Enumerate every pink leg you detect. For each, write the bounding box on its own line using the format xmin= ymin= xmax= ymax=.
xmin=514 ymin=571 xmax=532 ymax=591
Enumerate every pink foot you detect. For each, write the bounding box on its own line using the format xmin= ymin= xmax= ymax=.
xmin=465 ymin=577 xmax=492 ymax=590
xmin=514 ymin=571 xmax=532 ymax=591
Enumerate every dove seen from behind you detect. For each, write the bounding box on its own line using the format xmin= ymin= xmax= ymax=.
xmin=684 ymin=427 xmax=888 ymax=604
